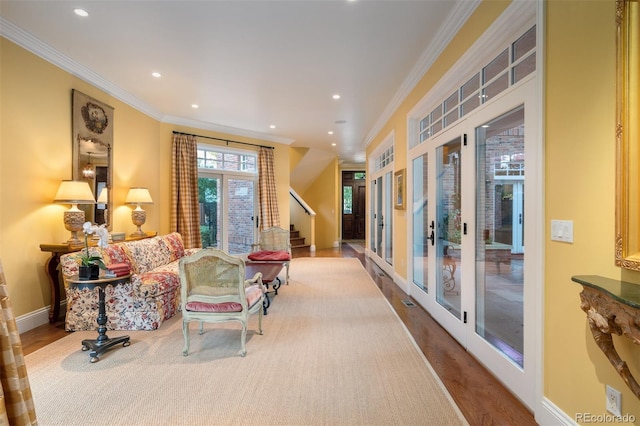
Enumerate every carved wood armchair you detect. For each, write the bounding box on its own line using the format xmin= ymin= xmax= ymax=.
xmin=179 ymin=248 xmax=264 ymax=357
xmin=247 ymin=226 xmax=291 ymax=285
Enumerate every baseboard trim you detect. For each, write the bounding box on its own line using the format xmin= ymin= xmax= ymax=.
xmin=16 ymin=307 xmax=50 ymax=334
xmin=537 ymin=397 xmax=576 ymax=425
xmin=16 ymin=301 xmax=66 ymax=334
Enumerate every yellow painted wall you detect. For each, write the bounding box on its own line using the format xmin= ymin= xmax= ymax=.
xmin=289 ymin=147 xmax=308 ymax=171
xmin=365 ymin=0 xmax=510 ymax=280
xmin=301 ymin=158 xmax=339 ymax=250
xmin=545 ymin=0 xmax=639 ymax=418
xmin=0 ymin=38 xmax=290 ymax=318
xmin=363 ymin=0 xmax=640 ymax=421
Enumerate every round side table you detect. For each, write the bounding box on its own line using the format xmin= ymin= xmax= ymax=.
xmin=67 ymin=274 xmax=132 ymax=363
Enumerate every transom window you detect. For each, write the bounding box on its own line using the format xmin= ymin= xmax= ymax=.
xmin=197 ymin=147 xmax=257 ymax=173
xmin=374 ymin=146 xmax=394 ymax=172
xmin=418 ymin=26 xmax=536 ymax=145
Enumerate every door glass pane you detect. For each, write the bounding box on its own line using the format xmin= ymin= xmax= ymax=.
xmin=436 ymin=138 xmax=462 ymax=319
xmin=412 ymin=154 xmax=429 ymax=292
xmin=475 ymin=106 xmax=525 ymax=367
xmin=370 ymin=181 xmax=376 ymax=251
xmin=384 ymin=171 xmax=393 ymax=264
xmin=376 ymin=177 xmax=383 ymax=255
xmin=227 ymin=178 xmax=254 ymax=255
xmin=199 ymin=177 xmax=221 ymax=248
xmin=343 ymin=186 xmax=353 ymax=214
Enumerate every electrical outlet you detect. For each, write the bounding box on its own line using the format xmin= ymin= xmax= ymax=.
xmin=606 ymin=385 xmax=622 ymax=416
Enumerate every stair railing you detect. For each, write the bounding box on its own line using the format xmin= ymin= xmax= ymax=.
xmin=289 ymin=188 xmax=316 ymax=252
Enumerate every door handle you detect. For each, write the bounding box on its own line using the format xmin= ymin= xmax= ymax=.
xmin=427 ymin=230 xmax=435 ymax=246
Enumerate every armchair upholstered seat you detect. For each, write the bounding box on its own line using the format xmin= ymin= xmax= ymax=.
xmin=248 ymin=226 xmax=291 ymax=284
xmin=179 ymin=248 xmax=265 ymax=357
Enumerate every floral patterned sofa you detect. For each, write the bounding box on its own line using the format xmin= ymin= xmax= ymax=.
xmin=60 ymin=232 xmax=200 ymax=331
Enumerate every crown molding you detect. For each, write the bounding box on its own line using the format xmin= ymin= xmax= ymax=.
xmin=406 ymin=0 xmax=536 ymax=122
xmin=1 ymin=17 xmax=165 ymax=121
xmin=362 ymin=0 xmax=481 ymax=149
xmin=1 ymin=16 xmax=293 ymax=146
xmin=164 ymin=116 xmax=294 ymax=145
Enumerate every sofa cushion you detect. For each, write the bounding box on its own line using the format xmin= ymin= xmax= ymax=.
xmin=248 ymin=250 xmax=291 ymax=261
xmin=160 ymin=232 xmax=186 ymax=262
xmin=125 ymin=237 xmax=171 ymax=274
xmin=133 ymin=271 xmax=181 ymax=298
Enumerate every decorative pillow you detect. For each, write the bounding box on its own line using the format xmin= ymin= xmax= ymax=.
xmin=247 ymin=250 xmax=290 ymax=261
xmin=100 ymin=244 xmax=134 ymax=270
xmin=126 ymin=237 xmax=170 ymax=274
xmin=160 ymin=232 xmax=186 ymax=262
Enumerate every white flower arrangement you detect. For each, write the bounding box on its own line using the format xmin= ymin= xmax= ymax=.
xmin=78 ymin=222 xmax=109 ymax=268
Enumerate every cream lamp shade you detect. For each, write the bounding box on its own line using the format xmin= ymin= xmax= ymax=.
xmin=97 ymin=187 xmax=108 ymax=204
xmin=53 ymin=180 xmax=96 ymax=244
xmin=125 ymin=187 xmax=153 ymax=237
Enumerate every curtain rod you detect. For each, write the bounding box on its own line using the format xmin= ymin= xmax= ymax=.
xmin=172 ymin=131 xmax=274 ymax=150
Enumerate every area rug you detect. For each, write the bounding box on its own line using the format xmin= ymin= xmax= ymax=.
xmin=25 ymin=258 xmax=467 ymax=426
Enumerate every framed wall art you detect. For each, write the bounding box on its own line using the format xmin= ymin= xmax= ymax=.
xmin=72 ymin=89 xmax=114 ymax=227
xmin=394 ymin=168 xmax=405 ymax=210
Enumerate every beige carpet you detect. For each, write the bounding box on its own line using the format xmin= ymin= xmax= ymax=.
xmin=25 ymin=258 xmax=467 ymax=426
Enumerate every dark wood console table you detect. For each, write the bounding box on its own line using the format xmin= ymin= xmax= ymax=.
xmin=67 ymin=274 xmax=132 ymax=363
xmin=571 ymin=275 xmax=640 ymax=399
xmin=39 ymin=231 xmax=157 ymax=323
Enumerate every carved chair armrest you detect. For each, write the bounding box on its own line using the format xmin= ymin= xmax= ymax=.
xmin=245 ymin=272 xmax=265 ymax=291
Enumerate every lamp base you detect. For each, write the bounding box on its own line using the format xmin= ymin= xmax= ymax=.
xmin=130 ymin=210 xmax=146 ymax=237
xmin=64 ymin=210 xmax=85 ymax=245
xmin=129 ymin=228 xmax=147 ymax=238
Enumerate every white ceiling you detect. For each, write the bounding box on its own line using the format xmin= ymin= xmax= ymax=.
xmin=0 ymin=0 xmax=477 ymax=164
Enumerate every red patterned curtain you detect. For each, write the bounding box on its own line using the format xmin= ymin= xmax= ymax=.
xmin=171 ymin=133 xmax=202 ymax=248
xmin=258 ymin=147 xmax=280 ymax=231
xmin=0 ymin=260 xmax=37 ymax=425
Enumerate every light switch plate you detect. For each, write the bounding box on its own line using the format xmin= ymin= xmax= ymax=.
xmin=551 ymin=220 xmax=573 ymax=243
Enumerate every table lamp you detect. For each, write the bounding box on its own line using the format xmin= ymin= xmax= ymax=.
xmin=125 ymin=187 xmax=153 ymax=237
xmin=97 ymin=187 xmax=108 ymax=204
xmin=54 ymin=180 xmax=96 ymax=244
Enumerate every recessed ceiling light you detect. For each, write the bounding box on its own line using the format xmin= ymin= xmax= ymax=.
xmin=482 ymin=125 xmax=489 ymax=128
xmin=74 ymin=8 xmax=89 ymax=17
xmin=152 ymin=72 xmax=162 ymax=78
xmin=332 ymin=94 xmax=341 ymax=100
xmin=331 ymin=143 xmax=337 ymax=147
xmin=270 ymin=125 xmax=276 ymax=129
xmin=191 ymin=104 xmax=199 ymax=109
xmin=328 ymin=131 xmax=334 ymax=135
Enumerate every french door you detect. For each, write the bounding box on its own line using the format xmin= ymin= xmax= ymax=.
xmin=409 ymin=79 xmax=538 ymax=408
xmin=369 ymin=169 xmax=394 ymax=276
xmin=198 ymin=173 xmax=257 ymax=255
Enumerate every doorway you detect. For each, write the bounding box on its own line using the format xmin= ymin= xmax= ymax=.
xmin=342 ymin=170 xmax=366 ymax=240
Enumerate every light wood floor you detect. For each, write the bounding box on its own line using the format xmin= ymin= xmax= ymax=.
xmin=21 ymin=244 xmax=536 ymax=425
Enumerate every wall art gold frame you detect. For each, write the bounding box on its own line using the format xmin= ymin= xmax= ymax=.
xmin=394 ymin=169 xmax=405 ymax=210
xmin=615 ymin=0 xmax=640 ymax=270
xmin=72 ymin=90 xmax=114 ymax=229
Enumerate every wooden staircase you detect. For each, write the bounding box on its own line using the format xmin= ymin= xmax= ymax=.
xmin=290 ymin=224 xmax=310 ymax=253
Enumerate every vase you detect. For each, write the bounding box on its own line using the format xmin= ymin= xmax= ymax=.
xmin=79 ymin=265 xmax=100 ymax=281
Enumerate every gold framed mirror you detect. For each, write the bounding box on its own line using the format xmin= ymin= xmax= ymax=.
xmin=615 ymin=0 xmax=640 ymax=270
xmin=71 ymin=90 xmax=113 ymax=230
